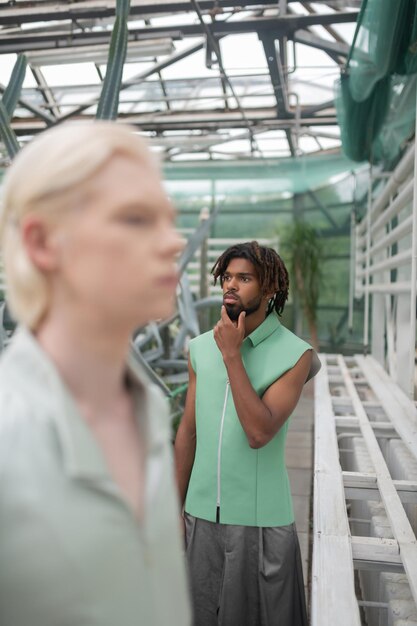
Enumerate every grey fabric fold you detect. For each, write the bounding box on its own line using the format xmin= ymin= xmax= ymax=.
xmin=185 ymin=513 xmax=308 ymax=626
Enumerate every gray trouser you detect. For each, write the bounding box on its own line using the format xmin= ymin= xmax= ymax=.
xmin=184 ymin=513 xmax=308 ymax=626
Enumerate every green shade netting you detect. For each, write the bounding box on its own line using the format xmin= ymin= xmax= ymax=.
xmin=348 ymin=0 xmax=413 ymax=102
xmin=373 ymin=74 xmax=417 ymax=162
xmin=404 ymin=7 xmax=417 ymax=74
xmin=335 ymin=74 xmax=391 ymax=162
xmin=164 ymin=153 xmax=358 ymax=201
xmin=163 ymin=155 xmax=368 ymax=240
xmin=337 ymin=0 xmax=417 ymax=164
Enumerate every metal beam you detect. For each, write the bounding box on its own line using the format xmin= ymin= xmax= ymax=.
xmin=0 ymin=13 xmax=359 ymax=55
xmin=23 ymin=69 xmax=296 ymax=121
xmin=308 ymin=189 xmax=339 ymax=228
xmin=165 ymin=125 xmax=278 ymax=157
xmin=293 ymin=29 xmax=350 ymax=59
xmin=30 ymin=66 xmax=61 ymax=119
xmin=0 ymin=84 xmax=55 ymax=125
xmin=259 ymin=34 xmax=296 ymax=155
xmin=120 ymin=109 xmax=337 ymax=130
xmin=0 ymin=1 xmax=279 ymax=25
xmin=0 ymin=1 xmax=355 ymax=26
xmin=302 ymin=2 xmax=349 ymax=45
xmin=21 ymin=72 xmax=271 ymax=95
xmin=302 ymin=99 xmax=336 ymax=116
xmin=57 ymin=39 xmax=207 ymax=121
xmin=260 ymin=35 xmax=292 ymax=118
xmin=11 ymin=112 xmax=338 ymax=136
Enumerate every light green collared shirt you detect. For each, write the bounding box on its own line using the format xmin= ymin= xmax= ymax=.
xmin=186 ymin=313 xmax=321 ymax=526
xmin=0 ymin=328 xmax=191 ymax=626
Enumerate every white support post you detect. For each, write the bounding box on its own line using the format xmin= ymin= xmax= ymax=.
xmin=279 ymin=0 xmax=287 ymax=14
xmin=348 ymin=210 xmax=356 ymax=333
xmin=396 ymin=229 xmax=413 ymax=394
xmin=371 ymin=220 xmax=386 ymax=365
xmin=409 ymin=81 xmax=417 ymax=400
xmin=363 ymin=166 xmax=372 ymax=352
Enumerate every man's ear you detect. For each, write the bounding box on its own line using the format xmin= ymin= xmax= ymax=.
xmin=265 ymin=291 xmax=275 ymax=302
xmin=21 ymin=214 xmax=60 ymax=272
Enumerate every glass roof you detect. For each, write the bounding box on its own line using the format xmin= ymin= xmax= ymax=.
xmin=0 ymin=0 xmax=362 ymax=163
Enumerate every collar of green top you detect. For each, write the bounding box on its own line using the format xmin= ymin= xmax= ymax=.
xmin=245 ymin=312 xmax=281 ymax=348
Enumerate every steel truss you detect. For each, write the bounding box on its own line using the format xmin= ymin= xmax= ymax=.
xmin=0 ymin=1 xmax=359 ymax=160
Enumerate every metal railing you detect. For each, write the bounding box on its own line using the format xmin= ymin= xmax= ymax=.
xmin=352 ymin=131 xmax=417 ymax=398
xmin=312 ymin=353 xmax=417 ymax=626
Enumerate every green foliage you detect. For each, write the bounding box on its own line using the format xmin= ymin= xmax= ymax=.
xmin=116 ymin=0 xmax=130 ymax=18
xmin=0 ymin=53 xmax=27 ymax=158
xmin=3 ymin=54 xmax=27 ymax=122
xmin=281 ymin=221 xmax=323 ymax=322
xmin=96 ymin=0 xmax=130 ymax=120
xmin=280 ymin=221 xmax=323 ymax=349
xmin=0 ymin=101 xmax=20 ymax=158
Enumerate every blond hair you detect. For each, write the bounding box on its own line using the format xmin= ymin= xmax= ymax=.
xmin=0 ymin=122 xmax=158 ymax=329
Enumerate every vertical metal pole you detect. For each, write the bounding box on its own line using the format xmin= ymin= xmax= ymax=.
xmin=199 ymin=207 xmax=209 ymax=331
xmin=293 ymin=193 xmax=303 ymax=337
xmin=348 ymin=210 xmax=355 ymax=333
xmin=199 ymin=209 xmax=209 ymax=301
xmin=363 ymin=165 xmax=372 ymax=354
xmin=408 ymin=85 xmax=417 ymax=399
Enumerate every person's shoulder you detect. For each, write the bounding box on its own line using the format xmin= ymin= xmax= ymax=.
xmin=275 ymin=322 xmax=310 ymax=348
xmin=0 ymin=334 xmax=56 ymax=465
xmin=0 ymin=389 xmax=40 ymax=473
xmin=275 ymin=323 xmax=321 ymax=379
xmin=0 ymin=386 xmax=31 ymax=421
xmin=0 ymin=327 xmax=38 ymax=385
xmin=189 ymin=329 xmax=214 ymax=348
xmin=0 ymin=335 xmax=35 ymax=415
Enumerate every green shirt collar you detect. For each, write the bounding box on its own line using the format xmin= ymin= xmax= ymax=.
xmin=245 ymin=311 xmax=281 ymax=347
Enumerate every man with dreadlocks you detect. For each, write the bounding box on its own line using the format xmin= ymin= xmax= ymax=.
xmin=175 ymin=241 xmax=320 ymax=626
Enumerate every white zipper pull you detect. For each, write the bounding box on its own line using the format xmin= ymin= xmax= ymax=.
xmin=216 ymin=381 xmax=230 ymax=514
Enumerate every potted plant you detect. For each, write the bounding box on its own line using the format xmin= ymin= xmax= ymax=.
xmin=281 ymin=220 xmax=323 ymax=351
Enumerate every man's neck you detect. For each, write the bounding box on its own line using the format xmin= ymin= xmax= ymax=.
xmin=243 ymin=310 xmax=269 ymax=338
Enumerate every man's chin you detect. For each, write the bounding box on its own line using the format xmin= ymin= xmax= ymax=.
xmin=224 ymin=304 xmax=241 ymax=321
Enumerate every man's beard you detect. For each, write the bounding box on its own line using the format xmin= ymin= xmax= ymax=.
xmin=224 ymin=294 xmax=263 ymax=321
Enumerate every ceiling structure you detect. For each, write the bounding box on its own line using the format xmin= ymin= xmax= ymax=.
xmin=0 ymin=0 xmax=361 ymax=161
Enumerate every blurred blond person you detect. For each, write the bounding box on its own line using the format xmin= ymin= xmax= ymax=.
xmin=0 ymin=122 xmax=191 ymax=626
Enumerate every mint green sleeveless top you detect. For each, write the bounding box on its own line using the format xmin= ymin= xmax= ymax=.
xmin=185 ymin=313 xmax=320 ymax=527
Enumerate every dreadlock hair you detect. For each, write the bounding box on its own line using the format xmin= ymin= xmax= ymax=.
xmin=211 ymin=240 xmax=289 ymax=317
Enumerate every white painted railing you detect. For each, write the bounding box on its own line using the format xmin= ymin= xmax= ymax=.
xmin=352 ymin=133 xmax=417 ymax=398
xmin=313 ymin=354 xmax=417 ymax=626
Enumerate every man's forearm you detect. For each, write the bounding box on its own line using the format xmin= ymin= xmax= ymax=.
xmin=223 ymin=353 xmax=276 ymax=449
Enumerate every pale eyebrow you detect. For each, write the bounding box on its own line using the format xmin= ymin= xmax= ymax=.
xmin=116 ymin=201 xmax=177 ymax=219
xmin=117 ymin=202 xmax=152 ymax=213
